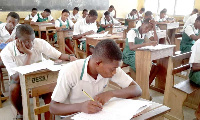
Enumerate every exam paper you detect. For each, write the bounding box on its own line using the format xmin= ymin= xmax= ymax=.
xmin=71 ymin=98 xmax=150 ymax=120
xmin=86 ymin=31 xmax=109 ymax=38
xmin=138 ymin=44 xmax=175 ymax=50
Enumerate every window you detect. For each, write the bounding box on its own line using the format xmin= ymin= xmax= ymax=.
xmin=144 ymin=0 xmax=195 ymax=15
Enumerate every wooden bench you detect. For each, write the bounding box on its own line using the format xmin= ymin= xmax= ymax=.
xmin=163 ymin=52 xmax=200 ymax=120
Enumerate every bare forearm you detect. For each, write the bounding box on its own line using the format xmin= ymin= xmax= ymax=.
xmin=129 ymin=42 xmax=149 ymax=50
xmin=59 ymin=54 xmax=70 ymax=61
xmin=73 ymin=34 xmax=85 ymax=40
xmin=24 ymin=54 xmax=32 ymax=65
xmin=152 ymin=28 xmax=158 ymax=42
xmin=192 ymin=63 xmax=200 ymax=72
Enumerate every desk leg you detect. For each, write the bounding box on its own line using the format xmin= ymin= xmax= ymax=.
xmin=57 ymin=32 xmax=65 ymax=54
xmin=86 ymin=39 xmax=90 ymax=57
xmin=155 ymin=57 xmax=169 ymax=91
xmin=38 ymin=30 xmax=42 ymax=38
xmin=136 ymin=51 xmax=152 ymax=100
xmin=20 ymin=75 xmax=31 ymax=120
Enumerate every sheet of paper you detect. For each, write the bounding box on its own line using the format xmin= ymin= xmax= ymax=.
xmin=86 ymin=31 xmax=109 ymax=38
xmin=138 ymin=44 xmax=175 ymax=50
xmin=71 ymin=98 xmax=150 ymax=120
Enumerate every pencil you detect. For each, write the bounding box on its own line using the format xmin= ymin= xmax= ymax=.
xmin=82 ymin=89 xmax=95 ymax=101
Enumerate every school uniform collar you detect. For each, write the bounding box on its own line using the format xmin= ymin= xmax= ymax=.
xmin=39 ymin=13 xmax=47 ymax=19
xmin=81 ymin=56 xmax=104 ymax=83
xmin=58 ymin=17 xmax=69 ymax=23
xmin=1 ymin=23 xmax=19 ymax=34
xmin=13 ymin=40 xmax=23 ymax=56
xmin=83 ymin=18 xmax=91 ymax=25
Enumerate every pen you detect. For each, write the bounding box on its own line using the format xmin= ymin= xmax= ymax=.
xmin=82 ymin=89 xmax=95 ymax=101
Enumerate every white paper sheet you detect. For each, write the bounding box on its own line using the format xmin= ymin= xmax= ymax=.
xmin=138 ymin=44 xmax=175 ymax=50
xmin=71 ymin=98 xmax=150 ymax=120
xmin=86 ymin=31 xmax=109 ymax=38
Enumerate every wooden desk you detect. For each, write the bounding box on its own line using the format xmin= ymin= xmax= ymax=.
xmin=116 ymin=18 xmax=125 ymax=25
xmin=19 ymin=18 xmax=25 ymax=24
xmin=105 ymin=25 xmax=127 ymax=38
xmin=85 ymin=35 xmax=123 ymax=56
xmin=57 ymin=29 xmax=73 ymax=53
xmin=157 ymin=22 xmax=179 ymax=45
xmin=24 ymin=20 xmax=31 ymax=25
xmin=135 ymin=45 xmax=175 ymax=100
xmin=31 ymin=23 xmax=55 ymax=38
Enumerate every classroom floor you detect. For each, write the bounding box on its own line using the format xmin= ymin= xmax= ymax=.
xmin=0 ymin=67 xmax=196 ymax=120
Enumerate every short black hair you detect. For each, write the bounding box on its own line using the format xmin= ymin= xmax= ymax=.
xmin=74 ymin=7 xmax=79 ymax=11
xmin=193 ymin=8 xmax=199 ymax=13
xmin=160 ymin=10 xmax=166 ymax=14
xmin=62 ymin=9 xmax=70 ymax=14
xmin=132 ymin=9 xmax=137 ymax=12
xmin=145 ymin=11 xmax=152 ymax=17
xmin=89 ymin=9 xmax=98 ymax=17
xmin=143 ymin=18 xmax=151 ymax=24
xmin=93 ymin=39 xmax=122 ymax=62
xmin=7 ymin=12 xmax=20 ymax=21
xmin=32 ymin=8 xmax=37 ymax=11
xmin=44 ymin=8 xmax=51 ymax=13
xmin=140 ymin=8 xmax=145 ymax=12
xmin=196 ymin=16 xmax=200 ymax=21
xmin=104 ymin=11 xmax=110 ymax=16
xmin=16 ymin=24 xmax=35 ymax=39
xmin=83 ymin=9 xmax=88 ymax=13
xmin=109 ymin=5 xmax=114 ymax=8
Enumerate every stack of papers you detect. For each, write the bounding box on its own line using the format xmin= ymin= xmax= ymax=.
xmin=138 ymin=44 xmax=175 ymax=50
xmin=71 ymin=98 xmax=150 ymax=120
xmin=12 ymin=60 xmax=63 ymax=75
xmin=86 ymin=31 xmax=109 ymax=38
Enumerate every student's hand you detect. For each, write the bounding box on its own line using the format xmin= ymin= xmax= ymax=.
xmin=94 ymin=91 xmax=113 ymax=105
xmin=149 ymin=41 xmax=158 ymax=46
xmin=16 ymin=39 xmax=32 ymax=55
xmin=5 ymin=38 xmax=14 ymax=43
xmin=84 ymin=30 xmax=95 ymax=36
xmin=99 ymin=31 xmax=105 ymax=34
xmin=61 ymin=25 xmax=66 ymax=29
xmin=150 ymin=20 xmax=156 ymax=29
xmin=69 ymin=56 xmax=77 ymax=62
xmin=81 ymin=100 xmax=102 ymax=114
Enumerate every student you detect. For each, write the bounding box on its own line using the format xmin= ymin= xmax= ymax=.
xmin=107 ymin=5 xmax=116 ymax=18
xmin=183 ymin=9 xmax=198 ymax=23
xmin=123 ymin=18 xmax=158 ymax=85
xmin=183 ymin=11 xmax=199 ymax=29
xmin=98 ymin=11 xmax=120 ymax=32
xmin=138 ymin=8 xmax=145 ymax=19
xmin=54 ymin=9 xmax=74 ymax=54
xmin=24 ymin=8 xmax=38 ymax=20
xmin=155 ymin=10 xmax=167 ymax=23
xmin=73 ymin=9 xmax=98 ymax=52
xmin=180 ymin=16 xmax=200 ymax=53
xmin=136 ymin=11 xmax=153 ymax=29
xmin=125 ymin=9 xmax=139 ymax=26
xmin=77 ymin=9 xmax=88 ymax=21
xmin=0 ymin=12 xmax=20 ymax=49
xmin=0 ymin=24 xmax=76 ymax=119
xmin=49 ymin=39 xmax=142 ymax=116
xmin=30 ymin=8 xmax=54 ymax=25
xmin=69 ymin=7 xmax=81 ymax=21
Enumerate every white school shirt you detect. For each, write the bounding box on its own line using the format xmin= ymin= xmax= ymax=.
xmin=77 ymin=16 xmax=85 ymax=22
xmin=73 ymin=18 xmax=98 ymax=40
xmin=100 ymin=17 xmax=120 ymax=25
xmin=155 ymin=15 xmax=166 ymax=22
xmin=0 ymin=23 xmax=20 ymax=43
xmin=183 ymin=13 xmax=198 ymax=29
xmin=183 ymin=14 xmax=191 ymax=23
xmin=31 ymin=13 xmax=54 ymax=22
xmin=24 ymin=14 xmax=36 ymax=20
xmin=0 ymin=38 xmax=61 ymax=76
xmin=184 ymin=24 xmax=199 ymax=37
xmin=189 ymin=39 xmax=200 ymax=64
xmin=125 ymin=13 xmax=135 ymax=19
xmin=51 ymin=56 xmax=133 ymax=104
xmin=138 ymin=13 xmax=143 ymax=18
xmin=127 ymin=29 xmax=152 ymax=43
xmin=55 ymin=17 xmax=74 ymax=28
xmin=69 ymin=13 xmax=80 ymax=20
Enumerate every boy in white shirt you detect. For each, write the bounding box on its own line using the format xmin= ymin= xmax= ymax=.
xmin=0 ymin=24 xmax=76 ymax=119
xmin=54 ymin=9 xmax=74 ymax=54
xmin=125 ymin=9 xmax=139 ymax=26
xmin=50 ymin=39 xmax=142 ymax=116
xmin=138 ymin=8 xmax=145 ymax=19
xmin=183 ymin=8 xmax=198 ymax=23
xmin=184 ymin=12 xmax=199 ymax=29
xmin=136 ymin=11 xmax=153 ymax=29
xmin=107 ymin=5 xmax=116 ymax=18
xmin=69 ymin=7 xmax=81 ymax=21
xmin=24 ymin=8 xmax=38 ymax=20
xmin=77 ymin=9 xmax=88 ymax=21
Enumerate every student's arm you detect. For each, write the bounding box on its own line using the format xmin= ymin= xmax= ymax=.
xmin=128 ymin=41 xmax=157 ymax=50
xmin=190 ymin=34 xmax=200 ymax=41
xmin=48 ymin=15 xmax=55 ymax=23
xmin=185 ymin=25 xmax=200 ymax=41
xmin=55 ymin=20 xmax=65 ymax=31
xmin=113 ymin=8 xmax=116 ymax=18
xmin=73 ymin=30 xmax=94 ymax=39
xmin=149 ymin=20 xmax=158 ymax=42
xmin=191 ymin=63 xmax=200 ymax=72
xmin=59 ymin=54 xmax=77 ymax=61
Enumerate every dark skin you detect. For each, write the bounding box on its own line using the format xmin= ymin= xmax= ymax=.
xmin=49 ymin=56 xmax=142 ymax=115
xmin=9 ymin=33 xmax=76 ymax=119
xmin=101 ymin=15 xmax=120 ymax=29
xmin=82 ymin=11 xmax=88 ymax=18
xmin=126 ymin=10 xmax=139 ymax=23
xmin=188 ymin=20 xmax=200 ymax=40
xmin=108 ymin=7 xmax=116 ymax=18
xmin=31 ymin=10 xmax=38 ymax=17
xmin=30 ymin=11 xmax=55 ymax=25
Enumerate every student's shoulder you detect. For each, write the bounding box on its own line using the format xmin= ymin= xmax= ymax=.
xmin=1 ymin=41 xmax=15 ymax=56
xmin=0 ymin=23 xmax=6 ymax=29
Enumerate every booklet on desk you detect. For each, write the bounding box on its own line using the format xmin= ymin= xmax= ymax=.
xmin=86 ymin=31 xmax=109 ymax=38
xmin=71 ymin=98 xmax=150 ymax=120
xmin=12 ymin=60 xmax=63 ymax=75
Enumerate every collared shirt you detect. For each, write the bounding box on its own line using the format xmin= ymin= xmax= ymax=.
xmin=0 ymin=23 xmax=20 ymax=43
xmin=138 ymin=13 xmax=143 ymax=18
xmin=31 ymin=13 xmax=54 ymax=22
xmin=184 ymin=13 xmax=198 ymax=29
xmin=184 ymin=24 xmax=199 ymax=37
xmin=183 ymin=14 xmax=191 ymax=23
xmin=189 ymin=39 xmax=200 ymax=64
xmin=100 ymin=17 xmax=120 ymax=25
xmin=155 ymin=15 xmax=167 ymax=22
xmin=55 ymin=17 xmax=74 ymax=28
xmin=0 ymin=38 xmax=61 ymax=76
xmin=69 ymin=13 xmax=81 ymax=20
xmin=51 ymin=56 xmax=133 ymax=104
xmin=77 ymin=17 xmax=85 ymax=22
xmin=125 ymin=13 xmax=135 ymax=19
xmin=24 ymin=14 xmax=36 ymax=20
xmin=127 ymin=28 xmax=152 ymax=43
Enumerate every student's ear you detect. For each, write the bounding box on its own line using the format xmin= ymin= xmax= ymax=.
xmin=96 ymin=60 xmax=103 ymax=66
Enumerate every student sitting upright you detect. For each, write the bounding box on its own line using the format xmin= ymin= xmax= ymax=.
xmin=24 ymin=8 xmax=38 ymax=20
xmin=136 ymin=11 xmax=153 ymax=29
xmin=184 ymin=10 xmax=199 ymax=29
xmin=69 ymin=7 xmax=81 ymax=21
xmin=54 ymin=9 xmax=74 ymax=54
xmin=49 ymin=39 xmax=142 ymax=116
xmin=106 ymin=5 xmax=116 ymax=18
xmin=98 ymin=11 xmax=120 ymax=32
xmin=183 ymin=8 xmax=198 ymax=23
xmin=123 ymin=18 xmax=159 ymax=85
xmin=155 ymin=10 xmax=167 ymax=23
xmin=73 ymin=9 xmax=98 ymax=52
xmin=138 ymin=8 xmax=145 ymax=19
xmin=0 ymin=12 xmax=20 ymax=49
xmin=77 ymin=9 xmax=88 ymax=21
xmin=125 ymin=9 xmax=139 ymax=26
xmin=180 ymin=16 xmax=200 ymax=53
xmin=30 ymin=8 xmax=54 ymax=25
xmin=0 ymin=24 xmax=76 ymax=120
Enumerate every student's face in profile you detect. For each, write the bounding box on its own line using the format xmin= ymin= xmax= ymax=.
xmin=43 ymin=12 xmax=50 ymax=18
xmin=32 ymin=10 xmax=37 ymax=16
xmin=105 ymin=15 xmax=111 ymax=21
xmin=61 ymin=12 xmax=69 ymax=21
xmin=109 ymin=8 xmax=114 ymax=12
xmin=160 ymin=13 xmax=165 ymax=18
xmin=6 ymin=16 xmax=19 ymax=31
xmin=17 ymin=34 xmax=35 ymax=50
xmin=96 ymin=60 xmax=120 ymax=78
xmin=195 ymin=20 xmax=200 ymax=29
xmin=83 ymin=11 xmax=88 ymax=18
xmin=141 ymin=23 xmax=152 ymax=34
xmin=88 ymin=15 xmax=97 ymax=23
